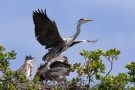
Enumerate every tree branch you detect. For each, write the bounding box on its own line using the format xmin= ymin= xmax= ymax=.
xmin=106 ymin=59 xmax=113 ymax=76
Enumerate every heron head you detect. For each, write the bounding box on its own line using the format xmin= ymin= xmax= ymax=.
xmin=78 ymin=18 xmax=92 ymax=24
xmin=25 ymin=55 xmax=36 ymax=63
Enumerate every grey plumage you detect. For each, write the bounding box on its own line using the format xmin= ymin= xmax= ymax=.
xmin=49 ymin=61 xmax=70 ymax=68
xmin=43 ymin=55 xmax=68 ymax=63
xmin=39 ymin=61 xmax=70 ymax=82
xmin=41 ymin=67 xmax=69 ymax=82
xmin=33 ymin=9 xmax=95 ymax=63
xmin=70 ymin=39 xmax=98 ymax=47
xmin=19 ymin=55 xmax=35 ymax=79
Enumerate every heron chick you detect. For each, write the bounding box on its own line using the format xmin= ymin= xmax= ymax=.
xmin=40 ymin=61 xmax=70 ymax=83
xmin=34 ymin=55 xmax=69 ymax=82
xmin=19 ymin=55 xmax=36 ymax=79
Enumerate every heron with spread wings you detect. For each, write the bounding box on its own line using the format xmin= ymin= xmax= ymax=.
xmin=32 ymin=9 xmax=97 ymax=63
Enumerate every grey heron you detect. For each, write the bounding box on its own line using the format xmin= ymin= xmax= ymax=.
xmin=19 ymin=55 xmax=36 ymax=79
xmin=34 ymin=55 xmax=69 ymax=82
xmin=40 ymin=61 xmax=70 ymax=82
xmin=32 ymin=9 xmax=97 ymax=63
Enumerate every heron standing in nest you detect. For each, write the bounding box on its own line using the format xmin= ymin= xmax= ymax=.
xmin=40 ymin=61 xmax=70 ymax=83
xmin=34 ymin=55 xmax=69 ymax=82
xmin=19 ymin=55 xmax=36 ymax=79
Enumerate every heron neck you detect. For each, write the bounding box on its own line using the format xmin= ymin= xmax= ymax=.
xmin=26 ymin=62 xmax=33 ymax=68
xmin=72 ymin=22 xmax=81 ymax=40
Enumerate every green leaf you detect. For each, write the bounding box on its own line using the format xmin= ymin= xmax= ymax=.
xmin=96 ymin=74 xmax=101 ymax=80
xmin=80 ymin=49 xmax=89 ymax=57
xmin=0 ymin=53 xmax=4 ymax=59
xmin=7 ymin=50 xmax=16 ymax=59
xmin=0 ymin=45 xmax=5 ymax=51
xmin=73 ymin=63 xmax=81 ymax=69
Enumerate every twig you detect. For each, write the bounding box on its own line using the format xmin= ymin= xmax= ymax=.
xmin=105 ymin=56 xmax=113 ymax=76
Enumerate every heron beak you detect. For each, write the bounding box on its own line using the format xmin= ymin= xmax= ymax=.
xmin=32 ymin=58 xmax=37 ymax=61
xmin=85 ymin=19 xmax=93 ymax=22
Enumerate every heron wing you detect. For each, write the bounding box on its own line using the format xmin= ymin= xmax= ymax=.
xmin=70 ymin=39 xmax=98 ymax=47
xmin=33 ymin=9 xmax=64 ymax=49
xmin=19 ymin=64 xmax=28 ymax=76
xmin=70 ymin=41 xmax=82 ymax=47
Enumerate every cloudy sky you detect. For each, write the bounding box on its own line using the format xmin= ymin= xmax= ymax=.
xmin=0 ymin=0 xmax=135 ymax=78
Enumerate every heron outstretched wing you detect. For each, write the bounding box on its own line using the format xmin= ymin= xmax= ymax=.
xmin=70 ymin=39 xmax=98 ymax=47
xmin=33 ymin=9 xmax=64 ymax=49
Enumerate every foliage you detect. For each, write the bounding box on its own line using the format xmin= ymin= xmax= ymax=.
xmin=98 ymin=73 xmax=127 ymax=90
xmin=0 ymin=44 xmax=135 ymax=90
xmin=68 ymin=48 xmax=134 ymax=89
xmin=0 ymin=44 xmax=17 ymax=89
xmin=70 ymin=48 xmax=120 ymax=88
xmin=126 ymin=62 xmax=135 ymax=83
xmin=126 ymin=62 xmax=135 ymax=89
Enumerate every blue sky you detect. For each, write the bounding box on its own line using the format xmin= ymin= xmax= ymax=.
xmin=0 ymin=0 xmax=135 ymax=78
